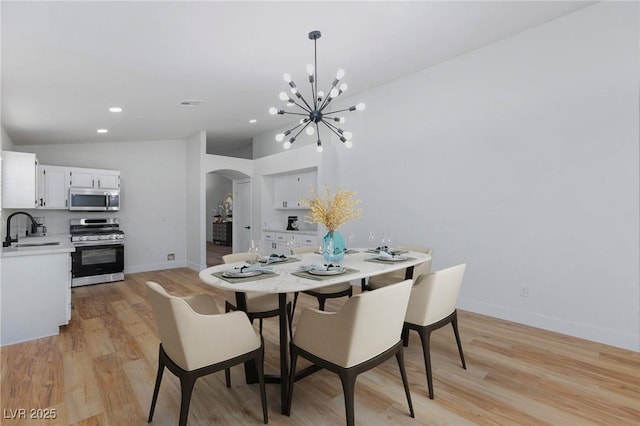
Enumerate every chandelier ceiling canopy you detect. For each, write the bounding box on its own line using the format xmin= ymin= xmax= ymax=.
xmin=270 ymin=30 xmax=365 ymax=152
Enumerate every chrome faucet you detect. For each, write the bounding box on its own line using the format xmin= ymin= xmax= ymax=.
xmin=3 ymin=211 xmax=40 ymax=247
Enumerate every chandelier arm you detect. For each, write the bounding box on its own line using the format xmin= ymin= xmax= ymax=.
xmin=314 ymin=36 xmax=319 ymax=110
xmin=322 ymin=107 xmax=354 ymax=115
xmin=290 ymin=121 xmax=311 ymax=143
xmin=281 ymin=111 xmax=313 ymax=117
xmin=295 ymin=92 xmax=315 ymax=112
xmin=322 ymin=119 xmax=342 ymax=133
xmin=286 ymin=100 xmax=312 ymax=113
xmin=319 ymin=119 xmax=346 ymax=140
xmin=283 ymin=120 xmax=309 ymax=135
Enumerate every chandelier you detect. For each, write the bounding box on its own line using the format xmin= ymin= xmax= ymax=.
xmin=270 ymin=30 xmax=365 ymax=152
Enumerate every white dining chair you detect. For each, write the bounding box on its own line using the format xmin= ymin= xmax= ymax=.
xmin=222 ymin=252 xmax=292 ymax=337
xmin=364 ymin=245 xmax=433 ymax=291
xmin=287 ymin=280 xmax=415 ymax=426
xmin=145 ymin=281 xmax=268 ymax=425
xmin=290 ymin=245 xmax=353 ymax=315
xmin=402 ymin=264 xmax=467 ymax=399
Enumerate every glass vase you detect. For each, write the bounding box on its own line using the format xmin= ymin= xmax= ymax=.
xmin=322 ymin=230 xmax=345 ymax=263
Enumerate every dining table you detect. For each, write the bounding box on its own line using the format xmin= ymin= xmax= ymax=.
xmin=199 ymin=248 xmax=432 ymax=415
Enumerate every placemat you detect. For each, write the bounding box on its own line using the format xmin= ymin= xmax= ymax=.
xmin=364 ymin=256 xmax=416 ymax=265
xmin=365 ymin=249 xmax=409 ymax=254
xmin=291 ymin=267 xmax=360 ymax=281
xmin=211 ymin=270 xmax=278 ymax=284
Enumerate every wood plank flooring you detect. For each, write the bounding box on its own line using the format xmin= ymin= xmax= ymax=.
xmin=1 ymin=267 xmax=638 ymax=425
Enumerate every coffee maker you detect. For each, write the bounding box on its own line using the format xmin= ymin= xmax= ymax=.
xmin=287 ymin=216 xmax=299 ymax=231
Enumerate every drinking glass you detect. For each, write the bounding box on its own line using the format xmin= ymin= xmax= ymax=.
xmin=368 ymin=231 xmax=376 ymax=248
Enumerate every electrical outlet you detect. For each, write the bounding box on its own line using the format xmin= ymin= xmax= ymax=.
xmin=520 ymin=286 xmax=529 ymax=298
xmin=167 ymin=253 xmax=175 ymax=261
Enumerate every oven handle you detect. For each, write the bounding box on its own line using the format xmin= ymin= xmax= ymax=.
xmin=73 ymin=240 xmax=125 ymax=247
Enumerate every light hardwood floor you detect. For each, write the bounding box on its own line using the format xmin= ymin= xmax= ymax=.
xmin=1 ymin=268 xmax=638 ymax=425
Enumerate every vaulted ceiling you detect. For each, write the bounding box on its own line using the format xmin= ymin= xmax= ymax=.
xmin=1 ymin=1 xmax=594 ymax=154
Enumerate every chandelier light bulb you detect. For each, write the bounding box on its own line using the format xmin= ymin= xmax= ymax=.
xmin=317 ymin=90 xmax=324 ymax=100
xmin=306 ymin=127 xmax=315 ymax=136
xmin=269 ymin=107 xmax=278 ymax=115
xmin=356 ymin=102 xmax=366 ymax=111
xmin=338 ymin=117 xmax=346 ymax=123
xmin=345 ymin=140 xmax=353 ymax=149
xmin=316 ymin=142 xmax=324 ymax=153
xmin=306 ymin=64 xmax=314 ymax=75
xmin=336 ymin=69 xmax=345 ymax=80
xmin=275 ymin=133 xmax=285 ymax=142
xmin=283 ymin=141 xmax=292 ymax=149
xmin=279 ymin=91 xmax=288 ymax=101
xmin=329 ymin=88 xmax=339 ymax=99
xmin=283 ymin=73 xmax=292 ymax=83
xmin=290 ymin=87 xmax=298 ymax=94
xmin=343 ymin=131 xmax=353 ymax=140
xmin=340 ymin=83 xmax=348 ymax=92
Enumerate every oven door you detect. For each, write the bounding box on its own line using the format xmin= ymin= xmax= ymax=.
xmin=71 ymin=242 xmax=124 ymax=286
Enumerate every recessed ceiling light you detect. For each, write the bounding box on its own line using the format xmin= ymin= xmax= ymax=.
xmin=97 ymin=129 xmax=108 ymax=134
xmin=109 ymin=107 xmax=123 ymax=113
xmin=249 ymin=119 xmax=257 ymax=124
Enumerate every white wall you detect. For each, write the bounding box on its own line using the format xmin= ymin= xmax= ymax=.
xmin=15 ymin=139 xmax=188 ymax=273
xmin=1 ymin=127 xmax=14 ymax=151
xmin=185 ymin=131 xmax=206 ymax=271
xmin=253 ymin=2 xmax=640 ymax=351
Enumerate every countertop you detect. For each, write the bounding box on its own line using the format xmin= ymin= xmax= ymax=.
xmin=262 ymin=228 xmax=318 ymax=236
xmin=1 ymin=234 xmax=75 ymax=258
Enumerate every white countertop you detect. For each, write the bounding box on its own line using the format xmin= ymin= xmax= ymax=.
xmin=262 ymin=228 xmax=318 ymax=236
xmin=1 ymin=234 xmax=75 ymax=257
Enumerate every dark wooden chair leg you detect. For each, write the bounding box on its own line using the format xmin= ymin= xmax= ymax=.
xmin=318 ymin=297 xmax=326 ymax=311
xmin=148 ymin=346 xmax=165 ymax=422
xmin=291 ymin=292 xmax=299 ymax=318
xmin=401 ymin=325 xmax=410 ymax=347
xmin=259 ymin=318 xmax=263 ymax=335
xmin=255 ymin=345 xmax=268 ymax=424
xmin=396 ymin=348 xmax=415 ymax=418
xmin=286 ymin=347 xmax=299 ymax=416
xmin=338 ymin=370 xmax=358 ymax=426
xmin=418 ymin=328 xmax=435 ymax=399
xmin=225 ymin=368 xmax=231 ymax=387
xmin=360 ymin=278 xmax=368 ymax=292
xmin=451 ymin=311 xmax=466 ymax=369
xmin=178 ymin=374 xmax=197 ymax=426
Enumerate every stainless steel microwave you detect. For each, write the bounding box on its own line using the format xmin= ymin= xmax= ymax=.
xmin=69 ymin=188 xmax=120 ymax=211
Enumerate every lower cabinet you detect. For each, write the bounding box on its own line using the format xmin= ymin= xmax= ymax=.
xmin=1 ymin=252 xmax=71 ymax=346
xmin=263 ymin=231 xmax=318 ymax=256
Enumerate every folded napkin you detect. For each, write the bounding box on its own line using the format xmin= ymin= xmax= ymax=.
xmin=298 ymin=263 xmax=342 ymax=272
xmin=233 ymin=263 xmax=274 ymax=273
xmin=376 ymin=250 xmax=393 ymax=258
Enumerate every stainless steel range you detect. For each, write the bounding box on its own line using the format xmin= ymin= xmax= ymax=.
xmin=70 ymin=218 xmax=125 ymax=287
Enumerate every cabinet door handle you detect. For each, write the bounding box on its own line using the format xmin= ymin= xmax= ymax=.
xmin=244 ymin=226 xmax=251 ymax=229
xmin=98 ymin=180 xmax=101 ymax=188
xmin=92 ymin=179 xmax=95 ymax=187
xmin=39 ymin=198 xmax=44 ymax=207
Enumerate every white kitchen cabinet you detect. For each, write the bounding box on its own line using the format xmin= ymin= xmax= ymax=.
xmin=1 ymin=151 xmax=38 ymax=209
xmin=70 ymin=167 xmax=120 ymax=189
xmin=263 ymin=231 xmax=318 ymax=256
xmin=1 ymin=250 xmax=71 ymax=346
xmin=37 ymin=165 xmax=70 ymax=209
xmin=273 ymin=171 xmax=317 ymax=209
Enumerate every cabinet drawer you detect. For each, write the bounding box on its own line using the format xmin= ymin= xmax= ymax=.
xmin=295 ymin=235 xmax=318 ymax=246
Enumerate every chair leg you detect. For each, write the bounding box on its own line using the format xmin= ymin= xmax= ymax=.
xmin=178 ymin=373 xmax=197 ymax=426
xmin=337 ymin=370 xmax=358 ymax=426
xmin=451 ymin=311 xmax=467 ymax=369
xmin=259 ymin=318 xmax=263 ymax=335
xmin=360 ymin=278 xmax=368 ymax=292
xmin=225 ymin=368 xmax=231 ymax=388
xmin=287 ymin=302 xmax=294 ymax=342
xmin=148 ymin=346 xmax=165 ymax=422
xmin=255 ymin=345 xmax=269 ymax=424
xmin=291 ymin=292 xmax=299 ymax=318
xmin=318 ymin=296 xmax=326 ymax=311
xmin=396 ymin=348 xmax=415 ymax=418
xmin=401 ymin=324 xmax=410 ymax=347
xmin=418 ymin=328 xmax=435 ymax=399
xmin=286 ymin=347 xmax=299 ymax=416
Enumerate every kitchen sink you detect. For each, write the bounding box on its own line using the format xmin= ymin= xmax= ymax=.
xmin=15 ymin=241 xmax=61 ymax=248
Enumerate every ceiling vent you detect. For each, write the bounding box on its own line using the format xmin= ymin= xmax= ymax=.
xmin=179 ymin=99 xmax=204 ymax=107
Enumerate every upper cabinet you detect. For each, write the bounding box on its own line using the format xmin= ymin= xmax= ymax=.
xmin=273 ymin=171 xmax=317 ymax=209
xmin=70 ymin=168 xmax=120 ymax=189
xmin=1 ymin=151 xmax=38 ymax=209
xmin=37 ymin=165 xmax=70 ymax=209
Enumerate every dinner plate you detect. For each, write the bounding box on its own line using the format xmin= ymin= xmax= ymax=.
xmin=308 ymin=267 xmax=345 ymax=276
xmin=222 ymin=270 xmax=262 ymax=278
xmin=376 ymin=255 xmax=407 ymax=262
xmin=260 ymin=256 xmax=288 ymax=263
